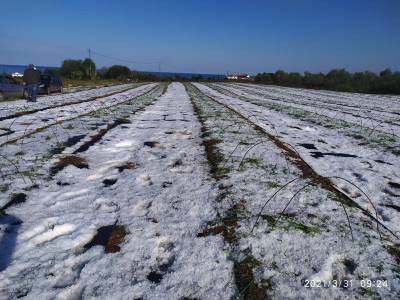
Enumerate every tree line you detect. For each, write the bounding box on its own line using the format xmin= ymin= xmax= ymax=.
xmin=255 ymin=69 xmax=400 ymax=94
xmin=43 ymin=58 xmax=220 ymax=82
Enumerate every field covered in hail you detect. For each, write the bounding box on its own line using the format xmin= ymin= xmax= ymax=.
xmin=0 ymin=81 xmax=399 ymax=299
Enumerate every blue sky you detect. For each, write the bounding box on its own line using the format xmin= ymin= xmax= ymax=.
xmin=0 ymin=0 xmax=399 ymax=74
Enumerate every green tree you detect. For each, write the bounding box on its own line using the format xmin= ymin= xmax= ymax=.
xmin=105 ymin=65 xmax=131 ymax=79
xmin=60 ymin=59 xmax=85 ymax=79
xmin=82 ymin=58 xmax=96 ymax=80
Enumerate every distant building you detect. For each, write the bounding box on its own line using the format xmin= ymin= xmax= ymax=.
xmin=226 ymin=73 xmax=254 ymax=81
xmin=226 ymin=74 xmax=238 ymax=80
xmin=238 ymin=73 xmax=252 ymax=80
xmin=12 ymin=72 xmax=23 ymax=78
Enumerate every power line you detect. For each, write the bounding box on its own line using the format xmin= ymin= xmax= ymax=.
xmin=91 ymin=50 xmax=157 ymax=66
xmin=89 ymin=49 xmax=189 ymax=73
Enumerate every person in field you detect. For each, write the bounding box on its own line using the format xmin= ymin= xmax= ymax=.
xmin=23 ymin=64 xmax=41 ymax=102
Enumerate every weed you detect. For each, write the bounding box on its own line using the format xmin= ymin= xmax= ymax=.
xmin=358 ymin=287 xmax=381 ymax=299
xmin=269 ymin=182 xmax=281 ymax=189
xmin=283 ymin=221 xmax=320 ymax=235
xmin=0 ymin=184 xmax=9 ymax=193
xmin=201 ymin=139 xmax=228 ymax=179
xmin=384 ymin=244 xmax=400 ymax=264
xmin=393 ymin=266 xmax=400 ymax=279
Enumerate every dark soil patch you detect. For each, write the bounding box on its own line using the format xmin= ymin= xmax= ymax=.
xmin=1 ymin=193 xmax=27 ymax=211
xmin=343 ymin=259 xmax=357 ymax=274
xmin=383 ymin=204 xmax=400 ymax=212
xmin=353 ymin=173 xmax=367 ymax=182
xmin=171 ymin=159 xmax=183 ymax=168
xmin=383 ymin=188 xmax=400 ymax=197
xmin=310 ymin=151 xmax=358 ymax=159
xmin=103 ymin=178 xmax=118 ymax=187
xmin=74 ymin=118 xmax=130 ymax=154
xmin=234 ymin=256 xmax=266 ymax=300
xmin=65 ymin=134 xmax=86 ymax=147
xmin=389 ymin=182 xmax=400 ymax=189
xmin=116 ymin=162 xmax=137 ymax=172
xmin=144 ymin=141 xmax=159 ymax=148
xmin=197 ymin=225 xmax=235 ymax=243
xmin=147 ymin=271 xmax=163 ymax=283
xmin=374 ymin=159 xmax=393 ymax=165
xmin=84 ymin=224 xmax=127 ymax=253
xmin=298 ymin=143 xmax=317 ymax=150
xmin=162 ymin=181 xmax=172 ymax=188
xmin=0 ymin=128 xmax=14 ymax=137
xmin=56 ymin=181 xmax=70 ymax=186
xmin=49 ymin=155 xmax=88 ymax=176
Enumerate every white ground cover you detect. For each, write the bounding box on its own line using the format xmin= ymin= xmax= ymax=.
xmin=0 ymin=84 xmax=156 ymax=146
xmin=187 ymin=83 xmax=400 ymax=299
xmin=221 ymin=82 xmax=400 ymax=135
xmin=1 ymin=81 xmax=399 ymax=299
xmin=0 ymin=83 xmax=233 ymax=299
xmin=0 ymin=84 xmax=165 ymax=208
xmin=195 ymin=83 xmax=400 ymax=236
xmin=0 ymin=84 xmax=137 ymax=120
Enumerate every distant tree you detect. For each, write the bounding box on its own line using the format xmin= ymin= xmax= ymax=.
xmin=273 ymin=70 xmax=288 ymax=85
xmin=60 ymin=59 xmax=85 ymax=79
xmin=105 ymin=65 xmax=131 ymax=79
xmin=254 ymin=68 xmax=400 ymax=95
xmin=190 ymin=75 xmax=202 ymax=81
xmin=303 ymin=71 xmax=325 ymax=88
xmin=287 ymin=72 xmax=302 ymax=87
xmin=255 ymin=72 xmax=273 ymax=84
xmin=82 ymin=58 xmax=96 ymax=80
xmin=326 ymin=69 xmax=352 ymax=91
xmin=352 ymin=71 xmax=378 ymax=92
xmin=43 ymin=68 xmax=60 ymax=76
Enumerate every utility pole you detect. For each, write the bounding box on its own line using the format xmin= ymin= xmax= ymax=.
xmin=88 ymin=48 xmax=92 ymax=79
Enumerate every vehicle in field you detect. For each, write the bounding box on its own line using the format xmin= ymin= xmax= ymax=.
xmin=0 ymin=73 xmax=24 ymax=100
xmin=38 ymin=74 xmax=63 ymax=95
